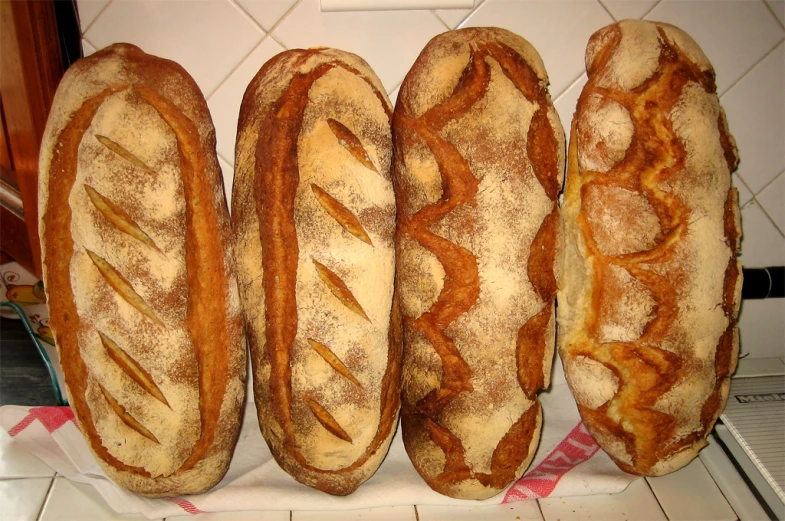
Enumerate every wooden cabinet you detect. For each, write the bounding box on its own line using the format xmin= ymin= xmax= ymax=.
xmin=0 ymin=0 xmax=77 ymax=279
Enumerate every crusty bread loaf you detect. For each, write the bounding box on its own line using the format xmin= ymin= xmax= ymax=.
xmin=38 ymin=43 xmax=247 ymax=497
xmin=232 ymin=48 xmax=399 ymax=496
xmin=557 ymin=20 xmax=742 ymax=477
xmin=393 ymin=28 xmax=564 ymax=500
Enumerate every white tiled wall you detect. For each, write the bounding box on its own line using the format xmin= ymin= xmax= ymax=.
xmin=76 ymin=0 xmax=785 ymax=358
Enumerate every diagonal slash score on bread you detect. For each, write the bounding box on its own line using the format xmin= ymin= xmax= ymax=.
xmin=393 ymin=28 xmax=565 ymax=500
xmin=38 ymin=44 xmax=247 ymax=497
xmin=232 ymin=48 xmax=400 ymax=496
xmin=557 ymin=20 xmax=742 ymax=477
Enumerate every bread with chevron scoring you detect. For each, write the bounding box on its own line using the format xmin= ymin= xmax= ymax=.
xmin=232 ymin=48 xmax=400 ymax=496
xmin=38 ymin=43 xmax=246 ymax=497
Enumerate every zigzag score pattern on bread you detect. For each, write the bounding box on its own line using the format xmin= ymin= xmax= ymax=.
xmin=394 ymin=28 xmax=564 ymax=499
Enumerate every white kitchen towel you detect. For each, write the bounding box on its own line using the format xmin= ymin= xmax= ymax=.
xmin=0 ymin=382 xmax=637 ymax=518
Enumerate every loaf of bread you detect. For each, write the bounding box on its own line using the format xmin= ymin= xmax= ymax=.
xmin=232 ymin=48 xmax=399 ymax=496
xmin=393 ymin=28 xmax=564 ymax=500
xmin=38 ymin=44 xmax=246 ymax=497
xmin=557 ymin=20 xmax=742 ymax=476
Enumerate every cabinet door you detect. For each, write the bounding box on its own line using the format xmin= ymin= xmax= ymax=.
xmin=0 ymin=0 xmax=66 ymax=279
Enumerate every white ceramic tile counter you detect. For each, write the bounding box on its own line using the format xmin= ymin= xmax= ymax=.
xmin=0 ymin=428 xmax=746 ymax=521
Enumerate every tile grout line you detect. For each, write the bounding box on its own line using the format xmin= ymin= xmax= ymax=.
xmin=719 ymin=30 xmax=783 ymax=238
xmin=205 ymin=0 xmax=303 ymax=101
xmin=430 ymin=9 xmax=453 ymax=31
xmin=642 ymin=476 xmax=671 ymax=520
xmin=535 ymin=497 xmax=546 ymax=520
xmin=763 ymin=0 xmax=785 ymax=31
xmin=597 ymin=0 xmax=617 ymax=22
xmin=692 ymin=455 xmax=742 ymax=520
xmin=739 ymin=189 xmax=785 ymax=241
xmin=734 ymin=172 xmax=755 ymax=201
xmin=217 ymin=152 xmax=233 ymax=169
xmin=641 ymin=0 xmax=663 ymax=21
xmin=455 ymin=0 xmax=485 ymax=30
xmin=388 ymin=79 xmax=404 ymax=99
xmin=204 ymin=37 xmax=262 ymax=101
xmin=80 ymin=0 xmax=114 ymax=36
xmin=255 ymin=0 xmax=304 ymax=48
xmin=266 ymin=32 xmax=291 ymax=53
xmin=81 ymin=35 xmax=98 ymax=54
xmin=226 ymin=0 xmax=267 ymax=33
xmin=34 ymin=476 xmax=56 ymax=521
xmin=739 ymin=167 xmax=785 ymax=239
xmin=750 ymin=168 xmax=785 ymax=199
xmin=747 ymin=197 xmax=785 ymax=241
xmin=719 ymin=35 xmax=785 ymax=99
xmin=552 ymin=72 xmax=586 ymax=105
xmin=431 ymin=0 xmax=483 ymax=31
xmin=203 ymin=0 xmax=267 ymax=100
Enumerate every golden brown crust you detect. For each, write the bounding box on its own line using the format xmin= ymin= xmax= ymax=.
xmin=233 ymin=48 xmax=398 ymax=496
xmin=558 ymin=20 xmax=742 ymax=476
xmin=38 ymin=43 xmax=246 ymax=497
xmin=394 ymin=27 xmax=564 ymax=500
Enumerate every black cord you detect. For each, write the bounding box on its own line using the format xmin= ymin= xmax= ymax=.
xmin=742 ymin=267 xmax=785 ymax=300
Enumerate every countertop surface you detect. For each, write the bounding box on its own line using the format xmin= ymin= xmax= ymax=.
xmin=0 ymin=428 xmax=752 ymax=521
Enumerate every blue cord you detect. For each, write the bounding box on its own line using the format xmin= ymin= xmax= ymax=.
xmin=0 ymin=301 xmax=67 ymax=406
